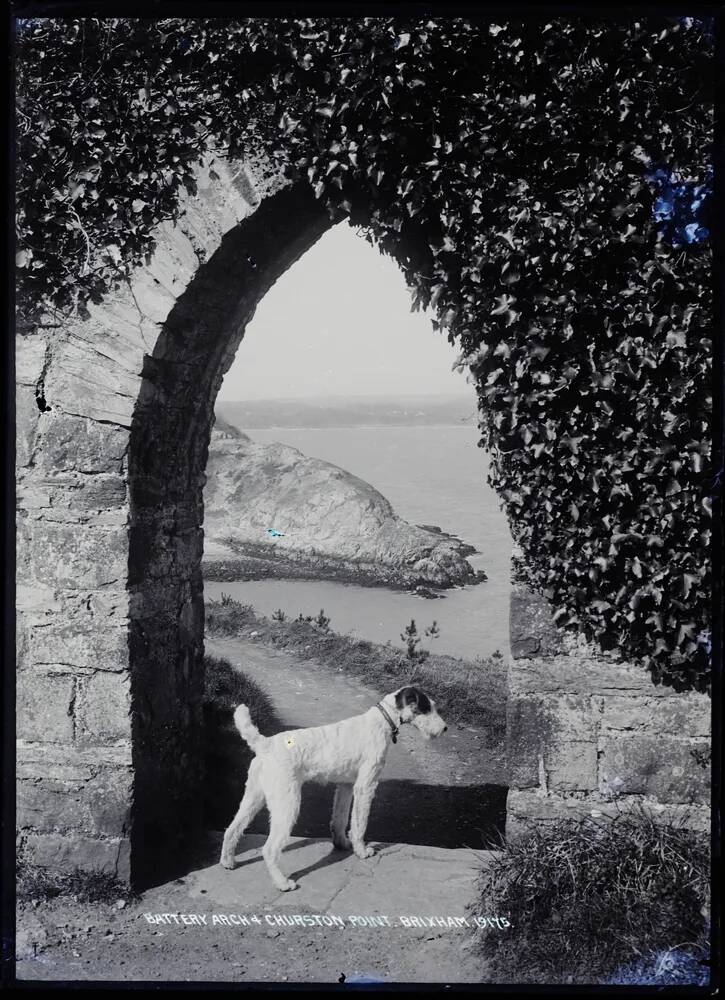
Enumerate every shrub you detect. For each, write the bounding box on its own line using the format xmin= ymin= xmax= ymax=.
xmin=400 ymin=619 xmax=441 ymax=680
xmin=477 ymin=808 xmax=710 ymax=984
xmin=203 ymin=653 xmax=275 ymax=723
xmin=204 ymin=599 xmax=256 ymax=634
xmin=295 ymin=608 xmax=332 ymax=631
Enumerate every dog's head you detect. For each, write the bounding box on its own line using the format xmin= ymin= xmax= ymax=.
xmin=393 ymin=686 xmax=447 ymax=739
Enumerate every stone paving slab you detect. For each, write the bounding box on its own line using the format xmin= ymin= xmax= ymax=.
xmin=177 ymin=832 xmax=494 ymax=931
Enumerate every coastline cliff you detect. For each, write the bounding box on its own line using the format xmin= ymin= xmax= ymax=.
xmin=203 ymin=418 xmax=482 ymax=590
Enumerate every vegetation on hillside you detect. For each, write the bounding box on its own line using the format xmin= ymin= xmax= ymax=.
xmin=205 ymin=596 xmax=507 ymax=737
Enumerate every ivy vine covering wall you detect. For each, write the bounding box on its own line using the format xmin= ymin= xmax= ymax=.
xmin=15 ymin=17 xmax=713 ymax=691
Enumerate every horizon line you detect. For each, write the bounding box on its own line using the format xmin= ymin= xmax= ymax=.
xmin=216 ymin=391 xmax=475 ymax=404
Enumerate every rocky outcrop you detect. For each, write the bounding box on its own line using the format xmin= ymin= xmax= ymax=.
xmin=203 ymin=418 xmax=479 ymax=588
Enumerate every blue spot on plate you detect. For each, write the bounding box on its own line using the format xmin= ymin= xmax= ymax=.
xmin=645 ymin=161 xmax=712 ymax=246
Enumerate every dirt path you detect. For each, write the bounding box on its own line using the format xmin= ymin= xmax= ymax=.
xmin=207 ymin=635 xmax=507 ymax=849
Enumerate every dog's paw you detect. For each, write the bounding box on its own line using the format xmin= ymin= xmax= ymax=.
xmin=277 ymin=878 xmax=299 ymax=892
xmin=354 ymin=845 xmax=375 ymax=860
xmin=220 ymin=855 xmax=237 ymax=870
xmin=331 ymin=835 xmax=352 ymax=851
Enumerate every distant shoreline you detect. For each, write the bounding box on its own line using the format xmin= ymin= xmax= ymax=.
xmin=216 ymin=396 xmax=479 ymax=432
xmin=241 ymin=422 xmax=478 ymax=431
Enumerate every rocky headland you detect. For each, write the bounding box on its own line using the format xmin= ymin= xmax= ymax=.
xmin=202 ymin=418 xmax=483 ymax=590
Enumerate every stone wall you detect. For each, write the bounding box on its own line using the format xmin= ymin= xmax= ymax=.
xmin=506 ymin=583 xmax=711 ymax=837
xmin=16 ymin=149 xmax=333 ymax=885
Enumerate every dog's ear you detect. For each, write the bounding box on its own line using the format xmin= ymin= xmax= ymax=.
xmin=395 ymin=686 xmax=431 ymax=715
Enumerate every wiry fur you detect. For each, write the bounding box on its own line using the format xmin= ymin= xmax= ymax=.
xmin=220 ymin=685 xmax=447 ymax=891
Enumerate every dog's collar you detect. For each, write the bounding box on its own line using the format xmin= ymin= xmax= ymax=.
xmin=375 ymin=703 xmax=399 ymax=744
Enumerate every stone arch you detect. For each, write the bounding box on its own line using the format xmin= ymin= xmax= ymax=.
xmin=16 ymin=155 xmax=336 ymax=884
xmin=21 ymin=153 xmax=493 ymax=886
xmin=16 ymin=148 xmax=710 ymax=888
xmin=127 ymin=182 xmax=333 ymax=883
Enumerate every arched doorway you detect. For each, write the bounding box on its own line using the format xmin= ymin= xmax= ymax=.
xmin=125 ymin=172 xmax=515 ymax=883
xmin=127 ymin=183 xmax=335 ymax=883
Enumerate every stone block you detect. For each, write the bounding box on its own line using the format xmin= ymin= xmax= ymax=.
xmin=21 ymin=521 xmax=127 ymax=589
xmin=20 ymin=831 xmax=131 ymax=881
xmin=84 ymin=767 xmax=133 ymax=835
xmin=179 ymin=595 xmax=204 ymax=646
xmin=48 ymin=339 xmax=139 ymax=426
xmin=505 ymin=789 xmax=711 ymax=841
xmin=509 ymin=654 xmax=668 ymax=696
xmin=507 ymin=692 xmax=598 ymax=789
xmin=506 ymin=694 xmax=554 ymax=789
xmin=16 ymin=619 xmax=30 ymax=667
xmin=16 ymin=331 xmax=48 ymax=385
xmin=546 ymin=739 xmax=599 ymax=792
xmin=71 ymin=475 xmax=128 ymax=510
xmin=17 ymin=778 xmax=95 ymax=833
xmin=35 ymin=412 xmax=129 ymax=473
xmin=28 ymin=620 xmax=128 ymax=672
xmin=178 ymin=199 xmax=224 ymax=258
xmin=84 ymin=589 xmax=132 ymax=620
xmin=145 ymin=249 xmax=191 ymax=299
xmin=17 ymin=755 xmax=95 ymax=785
xmin=155 ymin=220 xmax=201 ymax=279
xmin=598 ymin=735 xmax=710 ymax=805
xmin=18 ymin=476 xmax=128 ymax=522
xmin=67 ymin=313 xmax=147 ymax=373
xmin=18 ymin=760 xmax=132 ymax=838
xmin=600 ymin=693 xmax=711 ymax=737
xmin=76 ymin=671 xmax=132 ymax=742
xmin=509 ymin=584 xmax=566 ymax=659
xmin=15 ymin=585 xmax=62 ymax=615
xmin=17 ymin=671 xmax=74 ymax=743
xmin=16 ymin=741 xmax=133 ymax=771
xmin=16 ymin=386 xmax=40 ymax=469
xmin=129 ymin=271 xmax=178 ymax=325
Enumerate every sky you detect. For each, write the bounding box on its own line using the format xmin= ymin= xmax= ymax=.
xmin=217 ymin=221 xmax=474 ymax=401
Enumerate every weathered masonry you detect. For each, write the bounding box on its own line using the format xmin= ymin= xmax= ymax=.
xmin=16 ymin=152 xmax=711 ymax=885
xmin=16 ymin=153 xmax=335 ymax=884
xmin=506 ymin=586 xmax=710 ymax=836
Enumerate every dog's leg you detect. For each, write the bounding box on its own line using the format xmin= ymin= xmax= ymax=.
xmin=262 ymin=780 xmax=301 ymax=892
xmin=349 ymin=766 xmax=382 ymax=860
xmin=220 ymin=759 xmax=265 ymax=870
xmin=330 ymin=783 xmax=354 ymax=850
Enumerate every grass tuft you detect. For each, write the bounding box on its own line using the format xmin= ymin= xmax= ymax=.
xmin=477 ymin=806 xmax=710 ymax=985
xmin=16 ymin=856 xmax=138 ymax=906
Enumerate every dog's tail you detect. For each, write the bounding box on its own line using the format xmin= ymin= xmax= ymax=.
xmin=233 ymin=704 xmax=266 ymax=754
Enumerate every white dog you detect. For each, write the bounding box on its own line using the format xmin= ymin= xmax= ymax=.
xmin=220 ymin=685 xmax=448 ymax=891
